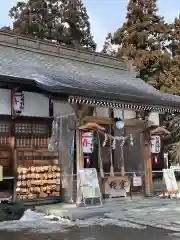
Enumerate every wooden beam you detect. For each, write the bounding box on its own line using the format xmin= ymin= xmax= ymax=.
xmin=125 ymin=119 xmax=156 ymax=128
xmin=78 ymin=122 xmax=105 ymax=131
xmin=83 ymin=116 xmax=153 ymax=128
xmin=83 ymin=116 xmax=115 ymax=125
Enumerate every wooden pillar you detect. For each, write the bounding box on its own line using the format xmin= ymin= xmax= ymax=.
xmin=76 ymin=129 xmax=84 ymax=169
xmin=76 ymin=128 xmax=84 ymax=204
xmin=13 ymin=150 xmax=17 ymax=201
xmin=10 ymin=127 xmax=16 ymax=201
xmin=143 ymin=130 xmax=153 ymax=196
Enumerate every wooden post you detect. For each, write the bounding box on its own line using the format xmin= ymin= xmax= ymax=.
xmin=76 ymin=128 xmax=84 ymax=204
xmin=13 ymin=150 xmax=17 ymax=201
xmin=143 ymin=130 xmax=153 ymax=196
xmin=10 ymin=127 xmax=16 ymax=201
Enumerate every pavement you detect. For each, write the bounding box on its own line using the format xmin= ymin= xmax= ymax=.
xmin=0 ymin=226 xmax=176 ymax=240
xmin=35 ymin=196 xmax=154 ymax=220
xmin=35 ymin=196 xmax=180 ymax=233
xmin=0 ymin=199 xmax=180 ymax=239
xmin=105 ymin=198 xmax=180 ymax=232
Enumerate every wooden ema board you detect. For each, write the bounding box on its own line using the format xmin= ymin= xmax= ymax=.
xmin=17 ymin=150 xmax=59 ymax=167
xmin=16 ymin=150 xmax=60 ymax=201
xmin=78 ymin=168 xmax=102 ymax=207
xmin=102 ymin=176 xmax=130 ymax=198
xmin=163 ymin=169 xmax=178 ymax=196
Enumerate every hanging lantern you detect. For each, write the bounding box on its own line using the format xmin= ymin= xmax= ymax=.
xmin=154 ymin=156 xmax=158 ymax=165
xmin=115 ymin=118 xmax=124 ymax=129
xmin=12 ymin=88 xmax=24 ymax=115
xmin=82 ymin=132 xmax=93 ymax=153
xmin=151 ymin=135 xmax=161 ymax=154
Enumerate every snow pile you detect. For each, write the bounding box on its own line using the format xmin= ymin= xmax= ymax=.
xmin=0 ymin=209 xmax=146 ymax=233
xmin=0 ymin=210 xmax=73 ymax=233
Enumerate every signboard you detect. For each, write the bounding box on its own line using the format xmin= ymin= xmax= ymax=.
xmin=82 ymin=132 xmax=93 ymax=153
xmin=78 ymin=168 xmax=101 ymax=199
xmin=163 ymin=169 xmax=178 ymax=194
xmin=12 ymin=89 xmax=24 ymax=114
xmin=151 ymin=135 xmax=161 ymax=153
xmin=104 ymin=176 xmax=130 ymax=198
xmin=133 ymin=176 xmax=142 ymax=187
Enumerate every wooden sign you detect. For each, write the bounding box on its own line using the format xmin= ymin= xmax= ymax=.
xmin=78 ymin=168 xmax=101 ymax=199
xmin=163 ymin=169 xmax=178 ymax=194
xmin=77 ymin=168 xmax=102 ymax=207
xmin=104 ymin=176 xmax=130 ymax=198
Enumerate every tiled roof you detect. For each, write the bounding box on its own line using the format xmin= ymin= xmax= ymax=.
xmin=0 ymin=45 xmax=180 ymax=111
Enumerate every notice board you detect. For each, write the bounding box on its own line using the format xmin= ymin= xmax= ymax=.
xmin=163 ymin=169 xmax=178 ymax=194
xmin=78 ymin=168 xmax=101 ymax=199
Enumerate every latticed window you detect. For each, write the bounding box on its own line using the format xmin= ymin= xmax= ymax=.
xmin=15 ymin=122 xmax=50 ymax=149
xmin=15 ymin=123 xmax=32 ymax=134
xmin=0 ymin=122 xmax=11 ymax=146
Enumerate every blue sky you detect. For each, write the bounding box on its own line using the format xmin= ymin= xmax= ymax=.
xmin=1 ymin=0 xmax=180 ymax=51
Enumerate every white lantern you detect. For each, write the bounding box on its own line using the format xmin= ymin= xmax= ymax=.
xmin=12 ymin=90 xmax=24 ymax=114
xmin=115 ymin=118 xmax=124 ymax=129
xmin=82 ymin=132 xmax=93 ymax=153
xmin=151 ymin=135 xmax=161 ymax=153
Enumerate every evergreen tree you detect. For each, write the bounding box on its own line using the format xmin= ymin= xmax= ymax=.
xmin=163 ymin=113 xmax=180 ymax=165
xmin=113 ymin=0 xmax=167 ymax=54
xmin=9 ymin=0 xmax=96 ymax=50
xmin=109 ymin=0 xmax=173 ymax=91
xmin=161 ymin=16 xmax=180 ymax=93
xmin=101 ymin=33 xmax=117 ymax=56
xmin=9 ymin=1 xmax=62 ymax=40
xmin=100 ymin=0 xmax=180 ymax=162
xmin=168 ymin=15 xmax=180 ymax=56
xmin=60 ymin=0 xmax=96 ymax=50
xmin=163 ymin=16 xmax=180 ymax=164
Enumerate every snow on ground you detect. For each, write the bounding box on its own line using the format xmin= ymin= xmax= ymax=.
xmin=2 ymin=199 xmax=180 ymax=234
xmin=105 ymin=205 xmax=180 ymax=233
xmin=0 ymin=210 xmax=146 ymax=233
